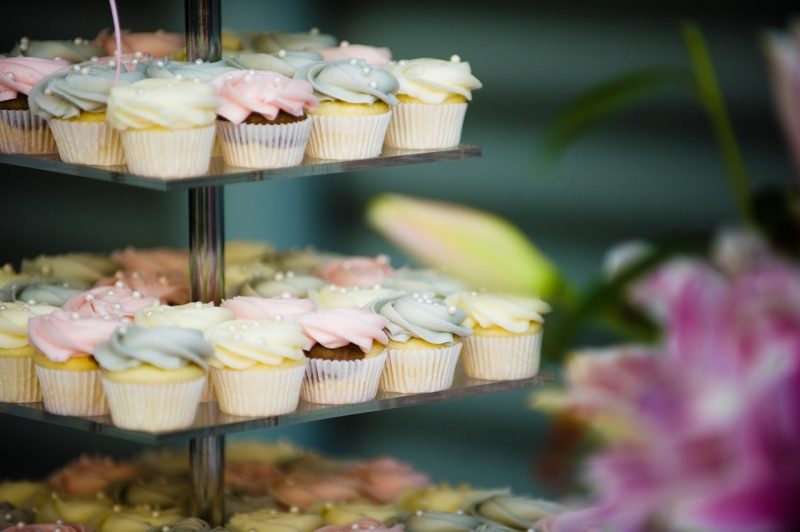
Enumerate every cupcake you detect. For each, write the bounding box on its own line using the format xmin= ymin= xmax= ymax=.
xmin=402 ymin=511 xmax=483 ymax=532
xmin=63 ymin=286 xmax=158 ymax=320
xmin=384 ymin=270 xmax=467 ymax=298
xmin=397 ymin=485 xmax=509 ymax=513
xmin=205 ymin=319 xmax=307 ymax=416
xmin=3 ymin=523 xmax=90 ymax=532
xmin=0 ymin=57 xmax=68 ymax=153
xmin=48 ymin=455 xmax=140 ymax=497
xmin=27 ymin=311 xmax=122 ymax=416
xmin=225 ymin=240 xmax=275 ymax=264
xmin=0 ymin=480 xmax=51 ymax=509
xmin=371 ymin=293 xmax=471 ymax=393
xmin=0 ymin=301 xmax=59 ymax=402
xmin=8 ymin=37 xmax=104 ymax=63
xmin=0 ymin=279 xmax=82 ymax=307
xmin=298 ymin=307 xmax=389 ymax=404
xmin=229 ymin=509 xmax=323 ymax=532
xmin=226 ymin=50 xmax=323 ymax=77
xmin=345 ymin=458 xmax=430 ymax=504
xmin=314 ymin=255 xmax=395 ymax=288
xmin=240 ymin=271 xmax=325 ymax=299
xmin=320 ymin=503 xmax=401 ymax=526
xmin=94 ymin=325 xmax=213 ymax=431
xmin=146 ymin=517 xmax=232 ymax=531
xmin=386 ymin=57 xmax=482 ymax=149
xmin=221 ymin=295 xmax=316 ymax=320
xmin=313 ymin=41 xmax=392 ymax=66
xmin=445 ymin=292 xmax=549 ymax=381
xmin=295 ymin=59 xmax=398 ymax=160
xmin=471 ymin=495 xmax=564 ymax=530
xmin=251 ymin=29 xmax=337 ymax=53
xmin=144 ymin=59 xmax=236 ymax=82
xmin=134 ymin=302 xmax=234 ymax=331
xmin=211 ymin=69 xmax=318 ymax=168
xmin=316 ymin=518 xmax=404 ymax=532
xmin=95 ymin=29 xmax=185 ymax=58
xmin=36 ymin=492 xmax=114 ymax=528
xmin=270 ymin=472 xmax=362 ymax=510
xmin=308 ymin=284 xmax=403 ymax=310
xmin=278 ymin=248 xmax=341 ymax=275
xmin=99 ymin=506 xmax=185 ymax=532
xmin=0 ymin=263 xmax=27 ymax=288
xmin=28 ymin=59 xmax=145 ymax=165
xmin=95 ymin=271 xmax=191 ymax=306
xmin=110 ymin=246 xmax=189 ymax=274
xmin=224 ymin=261 xmax=277 ymax=298
xmin=21 ymin=252 xmax=118 ymax=288
xmin=106 ymin=78 xmax=218 ymax=178
xmin=124 ymin=477 xmax=190 ymax=509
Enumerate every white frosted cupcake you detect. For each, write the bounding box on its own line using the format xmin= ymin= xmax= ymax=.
xmin=295 ymin=59 xmax=398 ymax=160
xmin=445 ymin=291 xmax=549 ymax=380
xmin=205 ymin=319 xmax=308 ymax=417
xmin=27 ymin=311 xmax=122 ymax=416
xmin=94 ymin=325 xmax=213 ymax=431
xmin=298 ymin=307 xmax=389 ymax=404
xmin=240 ymin=271 xmax=325 ymax=298
xmin=29 ymin=59 xmax=145 ymax=165
xmin=106 ymin=78 xmax=218 ymax=178
xmin=0 ymin=301 xmax=59 ymax=403
xmin=386 ymin=56 xmax=482 ymax=149
xmin=372 ymin=293 xmax=471 ymax=393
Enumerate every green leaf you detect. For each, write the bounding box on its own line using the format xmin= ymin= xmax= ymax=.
xmin=537 ymin=66 xmax=692 ymax=167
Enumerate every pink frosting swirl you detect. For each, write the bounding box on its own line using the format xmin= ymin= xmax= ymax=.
xmin=28 ymin=311 xmax=122 ymax=362
xmin=315 ymin=256 xmax=395 ymax=288
xmin=271 ymin=472 xmax=362 ymax=510
xmin=298 ymin=307 xmax=388 ymax=352
xmin=48 ymin=455 xmax=140 ymax=496
xmin=0 ymin=57 xmax=69 ymax=101
xmin=316 ymin=519 xmax=404 ymax=532
xmin=2 ymin=525 xmax=89 ymax=532
xmin=222 ymin=296 xmax=316 ymax=320
xmin=315 ymin=43 xmax=392 ymax=66
xmin=110 ymin=246 xmax=189 ymax=274
xmin=95 ymin=271 xmax=190 ymax=305
xmin=225 ymin=460 xmax=278 ymax=495
xmin=211 ymin=70 xmax=318 ymax=124
xmin=95 ymin=29 xmax=184 ymax=57
xmin=346 ymin=458 xmax=430 ymax=503
xmin=63 ymin=286 xmax=158 ymax=319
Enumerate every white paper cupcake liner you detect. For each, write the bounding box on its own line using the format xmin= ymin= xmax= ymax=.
xmin=0 ymin=356 xmax=41 ymax=403
xmin=119 ymin=125 xmax=215 ymax=178
xmin=35 ymin=366 xmax=108 ymax=416
xmin=218 ymin=118 xmax=311 ymax=168
xmin=212 ymin=135 xmax=222 ymax=157
xmin=462 ymin=332 xmax=543 ymax=381
xmin=305 ymin=112 xmax=391 ymax=160
xmin=102 ymin=376 xmax=205 ymax=431
xmin=385 ymin=103 xmax=467 ymax=149
xmin=301 ymin=351 xmax=387 ymax=404
xmin=380 ymin=343 xmax=462 ymax=394
xmin=0 ymin=109 xmax=57 ymax=154
xmin=200 ymin=377 xmax=216 ymax=402
xmin=211 ymin=363 xmax=305 ymax=417
xmin=48 ymin=118 xmax=124 ymax=166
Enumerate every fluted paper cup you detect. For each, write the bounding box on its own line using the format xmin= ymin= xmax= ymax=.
xmin=35 ymin=366 xmax=108 ymax=416
xmin=385 ymin=103 xmax=467 ymax=149
xmin=380 ymin=343 xmax=461 ymax=394
xmin=211 ymin=363 xmax=305 ymax=417
xmin=218 ymin=119 xmax=311 ymax=168
xmin=0 ymin=356 xmax=41 ymax=403
xmin=305 ymin=112 xmax=391 ymax=160
xmin=301 ymin=351 xmax=387 ymax=404
xmin=0 ymin=109 xmax=56 ymax=154
xmin=462 ymin=332 xmax=542 ymax=381
xmin=102 ymin=376 xmax=204 ymax=431
xmin=48 ymin=119 xmax=124 ymax=166
xmin=119 ymin=125 xmax=215 ymax=178
xmin=200 ymin=377 xmax=216 ymax=402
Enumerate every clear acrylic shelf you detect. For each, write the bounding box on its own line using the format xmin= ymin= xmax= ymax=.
xmin=0 ymin=145 xmax=482 ymax=192
xmin=0 ymin=369 xmax=552 ymax=445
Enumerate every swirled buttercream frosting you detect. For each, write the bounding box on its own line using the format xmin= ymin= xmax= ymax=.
xmin=390 ymin=57 xmax=482 ymax=103
xmin=111 ymin=246 xmax=189 ymax=274
xmin=385 ymin=269 xmax=467 ymax=297
xmin=93 ymin=325 xmax=212 ymax=372
xmin=310 ymin=284 xmax=404 ymax=309
xmin=473 ymin=496 xmax=564 ymax=529
xmin=315 ymin=256 xmax=395 ymax=287
xmin=226 ymin=51 xmax=322 ymax=77
xmin=205 ymin=319 xmax=307 ymax=369
xmin=0 ymin=57 xmax=69 ymax=101
xmin=444 ymin=292 xmax=549 ymax=333
xmin=145 ymin=59 xmax=236 ymax=81
xmin=371 ymin=294 xmax=470 ymax=344
xmin=9 ymin=37 xmax=104 ymax=63
xmin=211 ymin=70 xmax=317 ymax=123
xmin=317 ymin=519 xmax=403 ymax=532
xmin=298 ymin=307 xmax=388 ymax=352
xmin=63 ymin=286 xmax=158 ymax=319
xmin=251 ymin=29 xmax=337 ymax=53
xmin=222 ymin=296 xmax=316 ymax=321
xmin=295 ymin=59 xmax=398 ymax=105
xmin=228 ymin=509 xmax=323 ymax=532
xmin=0 ymin=301 xmax=59 ymax=349
xmin=240 ymin=272 xmax=325 ymax=298
xmin=21 ymin=253 xmax=117 ymax=287
xmin=315 ymin=42 xmax=392 ymax=66
xmin=106 ymin=78 xmax=218 ymax=130
xmin=95 ymin=29 xmax=185 ymax=58
xmin=135 ymin=302 xmax=234 ymax=331
xmin=0 ymin=280 xmax=81 ymax=306
xmin=28 ymin=311 xmax=122 ymax=362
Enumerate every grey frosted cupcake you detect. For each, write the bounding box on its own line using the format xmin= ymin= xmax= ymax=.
xmin=226 ymin=50 xmax=322 ymax=77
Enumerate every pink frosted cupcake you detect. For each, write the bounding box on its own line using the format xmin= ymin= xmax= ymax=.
xmin=95 ymin=29 xmax=185 ymax=58
xmin=211 ymin=69 xmax=318 ymax=168
xmin=27 ymin=311 xmax=122 ymax=416
xmin=110 ymin=246 xmax=189 ymax=274
xmin=346 ymin=458 xmax=430 ymax=503
xmin=298 ymin=307 xmax=389 ymax=404
xmin=63 ymin=286 xmax=158 ymax=320
xmin=48 ymin=455 xmax=140 ymax=496
xmin=0 ymin=57 xmax=68 ymax=153
xmin=313 ymin=41 xmax=392 ymax=66
xmin=95 ymin=271 xmax=190 ymax=305
xmin=315 ymin=255 xmax=395 ymax=288
xmin=222 ymin=295 xmax=316 ymax=320
xmin=270 ymin=472 xmax=362 ymax=511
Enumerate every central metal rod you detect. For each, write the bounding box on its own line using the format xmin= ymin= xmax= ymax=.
xmin=185 ymin=0 xmax=225 ymax=525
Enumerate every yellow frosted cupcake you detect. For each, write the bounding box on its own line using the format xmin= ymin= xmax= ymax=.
xmin=295 ymin=59 xmax=398 ymax=160
xmin=205 ymin=318 xmax=307 ymax=417
xmin=229 ymin=509 xmax=323 ymax=532
xmin=445 ymin=291 xmax=550 ymax=380
xmin=106 ymin=78 xmax=218 ymax=177
xmin=0 ymin=301 xmax=59 ymax=403
xmin=94 ymin=325 xmax=213 ymax=431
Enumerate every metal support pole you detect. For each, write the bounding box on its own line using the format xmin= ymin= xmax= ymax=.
xmin=185 ymin=0 xmax=225 ymax=525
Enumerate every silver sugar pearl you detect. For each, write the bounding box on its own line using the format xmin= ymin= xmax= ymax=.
xmin=362 ymin=67 xmax=371 ymax=76
xmin=277 ymin=49 xmax=287 ymax=58
xmin=368 ymin=81 xmax=378 ymax=89
xmin=450 ymin=54 xmax=461 ymax=63
xmin=194 ymin=58 xmax=204 ymax=64
xmin=340 ymin=40 xmax=350 ymax=47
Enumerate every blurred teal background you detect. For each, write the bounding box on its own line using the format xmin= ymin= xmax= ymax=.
xmin=0 ymin=0 xmax=795 ymax=497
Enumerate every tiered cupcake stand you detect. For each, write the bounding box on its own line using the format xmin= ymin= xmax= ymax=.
xmin=0 ymin=0 xmax=552 ymax=525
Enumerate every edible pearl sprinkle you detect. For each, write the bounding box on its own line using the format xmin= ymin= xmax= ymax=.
xmin=450 ymin=54 xmax=461 ymax=63
xmin=340 ymin=40 xmax=350 ymax=47
xmin=277 ymin=49 xmax=287 ymax=57
xmin=368 ymin=81 xmax=378 ymax=89
xmin=362 ymin=67 xmax=371 ymax=76
xmin=194 ymin=58 xmax=204 ymax=64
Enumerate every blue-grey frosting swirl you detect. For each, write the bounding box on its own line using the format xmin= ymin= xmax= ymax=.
xmin=9 ymin=38 xmax=105 ymax=63
xmin=0 ymin=279 xmax=82 ymax=306
xmin=295 ymin=59 xmax=398 ymax=105
xmin=251 ymin=31 xmax=336 ymax=53
xmin=225 ymin=51 xmax=322 ymax=77
xmin=94 ymin=325 xmax=212 ymax=372
xmin=371 ymin=293 xmax=470 ymax=344
xmin=145 ymin=59 xmax=236 ymax=81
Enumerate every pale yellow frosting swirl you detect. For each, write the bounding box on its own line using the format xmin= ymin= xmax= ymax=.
xmin=134 ymin=302 xmax=234 ymax=331
xmin=445 ymin=292 xmax=549 ymax=333
xmin=0 ymin=301 xmax=59 ymax=349
xmin=107 ymin=78 xmax=218 ymax=130
xmin=205 ymin=319 xmax=307 ymax=369
xmin=390 ymin=57 xmax=482 ymax=103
